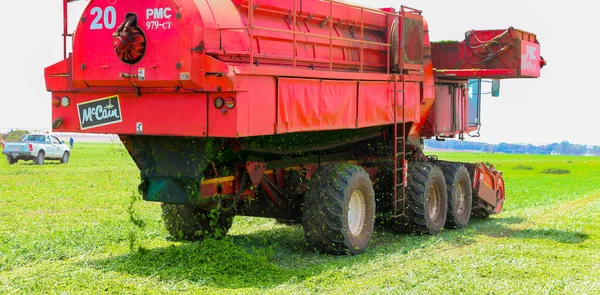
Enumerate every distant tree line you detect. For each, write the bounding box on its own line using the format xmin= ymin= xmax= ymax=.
xmin=2 ymin=130 xmax=30 ymax=142
xmin=425 ymin=139 xmax=600 ymax=156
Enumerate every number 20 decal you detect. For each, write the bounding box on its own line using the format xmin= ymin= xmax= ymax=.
xmin=90 ymin=6 xmax=116 ymax=30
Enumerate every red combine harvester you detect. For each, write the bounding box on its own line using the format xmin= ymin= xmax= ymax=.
xmin=46 ymin=0 xmax=544 ymax=254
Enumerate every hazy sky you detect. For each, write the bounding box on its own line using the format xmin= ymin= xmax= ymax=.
xmin=1 ymin=0 xmax=597 ymax=145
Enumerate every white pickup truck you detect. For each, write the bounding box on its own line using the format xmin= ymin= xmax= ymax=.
xmin=2 ymin=134 xmax=71 ymax=165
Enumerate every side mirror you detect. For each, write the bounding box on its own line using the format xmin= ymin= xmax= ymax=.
xmin=491 ymin=79 xmax=501 ymax=97
xmin=61 ymin=141 xmax=65 ymax=144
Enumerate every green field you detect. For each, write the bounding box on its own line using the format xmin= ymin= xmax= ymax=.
xmin=1 ymin=143 xmax=599 ymax=294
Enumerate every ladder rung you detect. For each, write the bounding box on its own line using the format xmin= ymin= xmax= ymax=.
xmin=396 ymin=106 xmax=404 ymax=109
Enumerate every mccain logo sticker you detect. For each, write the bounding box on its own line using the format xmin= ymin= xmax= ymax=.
xmin=77 ymin=95 xmax=123 ymax=130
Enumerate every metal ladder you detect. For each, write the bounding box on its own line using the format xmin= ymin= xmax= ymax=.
xmin=392 ymin=74 xmax=407 ymax=218
xmin=392 ymin=6 xmax=415 ymax=218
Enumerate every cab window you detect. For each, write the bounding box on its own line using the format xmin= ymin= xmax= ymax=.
xmin=52 ymin=136 xmax=61 ymax=144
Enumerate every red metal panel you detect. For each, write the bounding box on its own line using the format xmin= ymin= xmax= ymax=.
xmin=432 ymin=27 xmax=542 ymax=79
xmin=75 ymin=0 xmax=132 ymax=87
xmin=402 ymin=82 xmax=421 ymax=123
xmin=205 ymin=0 xmax=251 ymax=53
xmin=247 ymin=77 xmax=277 ymax=136
xmin=52 ymin=92 xmax=208 ymax=136
xmin=474 ymin=163 xmax=505 ymax=210
xmin=357 ymin=81 xmax=420 ymax=128
xmin=453 ymin=87 xmax=462 ymax=133
xmin=208 ymin=92 xmax=243 ymax=137
xmin=519 ymin=41 xmax=541 ymax=77
xmin=301 ymin=0 xmax=388 ymax=29
xmin=127 ymin=0 xmax=181 ymax=87
xmin=44 ymin=59 xmax=72 ymax=92
xmin=191 ymin=0 xmax=220 ymax=53
xmin=277 ymin=78 xmax=357 ymax=133
xmin=434 ymin=85 xmax=452 ymax=135
xmin=229 ymin=0 xmax=394 ymax=72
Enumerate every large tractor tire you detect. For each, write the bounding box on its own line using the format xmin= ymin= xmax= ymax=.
xmin=406 ymin=163 xmax=448 ymax=235
xmin=439 ymin=163 xmax=472 ymax=229
xmin=161 ymin=204 xmax=234 ymax=241
xmin=302 ymin=164 xmax=376 ymax=255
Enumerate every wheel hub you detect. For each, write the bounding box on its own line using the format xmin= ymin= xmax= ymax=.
xmin=456 ymin=182 xmax=466 ymax=216
xmin=348 ymin=189 xmax=366 ymax=236
xmin=427 ymin=183 xmax=441 ymax=220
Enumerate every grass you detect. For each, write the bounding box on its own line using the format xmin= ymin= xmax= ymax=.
xmin=1 ymin=144 xmax=600 ymax=294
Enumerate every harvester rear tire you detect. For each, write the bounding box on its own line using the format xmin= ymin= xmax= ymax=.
xmin=406 ymin=163 xmax=448 ymax=235
xmin=161 ymin=204 xmax=234 ymax=241
xmin=302 ymin=164 xmax=375 ymax=255
xmin=440 ymin=163 xmax=472 ymax=229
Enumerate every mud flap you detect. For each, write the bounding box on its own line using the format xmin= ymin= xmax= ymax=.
xmin=141 ymin=177 xmax=196 ymax=204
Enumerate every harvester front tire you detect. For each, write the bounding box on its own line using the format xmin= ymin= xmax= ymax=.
xmin=161 ymin=204 xmax=234 ymax=241
xmin=302 ymin=164 xmax=376 ymax=255
xmin=440 ymin=163 xmax=472 ymax=229
xmin=406 ymin=163 xmax=448 ymax=235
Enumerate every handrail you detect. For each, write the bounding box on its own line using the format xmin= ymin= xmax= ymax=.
xmin=360 ymin=8 xmax=364 ymax=73
xmin=329 ymin=1 xmax=333 ymax=71
xmin=242 ymin=0 xmax=401 ymax=17
xmin=249 ymin=0 xmax=255 ymax=66
xmin=251 ymin=26 xmax=392 ymax=47
xmin=63 ymin=0 xmax=90 ymax=59
xmin=245 ymin=0 xmax=407 ymax=73
xmin=292 ymin=0 xmax=297 ymax=70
